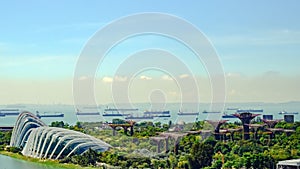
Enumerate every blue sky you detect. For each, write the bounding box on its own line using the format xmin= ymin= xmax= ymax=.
xmin=0 ymin=1 xmax=300 ymax=104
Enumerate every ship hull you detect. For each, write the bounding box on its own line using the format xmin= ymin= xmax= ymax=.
xmin=76 ymin=112 xmax=100 ymax=115
xmin=37 ymin=114 xmax=64 ymax=118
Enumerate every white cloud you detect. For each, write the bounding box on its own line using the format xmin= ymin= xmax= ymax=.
xmin=161 ymin=75 xmax=173 ymax=81
xmin=102 ymin=76 xmax=113 ymax=83
xmin=114 ymin=76 xmax=127 ymax=82
xmin=140 ymin=75 xmax=152 ymax=80
xmin=179 ymin=74 xmax=189 ymax=79
xmin=78 ymin=76 xmax=89 ymax=81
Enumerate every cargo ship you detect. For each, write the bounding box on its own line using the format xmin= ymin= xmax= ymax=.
xmin=278 ymin=111 xmax=298 ymax=115
xmin=226 ymin=108 xmax=239 ymax=110
xmin=202 ymin=111 xmax=221 ymax=114
xmin=125 ymin=115 xmax=154 ymax=120
xmin=222 ymin=113 xmax=236 ymax=118
xmin=102 ymin=113 xmax=125 ymax=117
xmin=104 ymin=108 xmax=139 ymax=111
xmin=0 ymin=109 xmax=20 ymax=116
xmin=76 ymin=112 xmax=100 ymax=115
xmin=144 ymin=110 xmax=170 ymax=115
xmin=177 ymin=111 xmax=199 ymax=116
xmin=237 ymin=109 xmax=263 ymax=113
xmin=76 ymin=109 xmax=100 ymax=115
xmin=36 ymin=111 xmax=64 ymax=119
xmin=156 ymin=114 xmax=171 ymax=118
xmin=103 ymin=108 xmax=137 ymax=116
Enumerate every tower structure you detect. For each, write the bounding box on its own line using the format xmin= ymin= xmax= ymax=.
xmin=262 ymin=119 xmax=281 ymax=128
xmin=233 ymin=112 xmax=260 ymax=140
xmin=206 ymin=120 xmax=228 ymax=140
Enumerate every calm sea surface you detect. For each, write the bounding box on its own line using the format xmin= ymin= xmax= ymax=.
xmin=0 ymin=102 xmax=300 ymax=126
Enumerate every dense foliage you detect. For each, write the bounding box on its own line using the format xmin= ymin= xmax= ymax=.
xmin=0 ymin=131 xmax=11 ymax=150
xmin=50 ymin=121 xmax=84 ymax=132
xmin=78 ymin=120 xmax=300 ymax=169
xmin=2 ymin=120 xmax=300 ymax=169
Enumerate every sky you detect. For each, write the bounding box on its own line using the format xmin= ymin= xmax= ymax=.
xmin=0 ymin=1 xmax=300 ymax=105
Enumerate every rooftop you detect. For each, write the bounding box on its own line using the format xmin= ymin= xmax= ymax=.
xmin=277 ymin=159 xmax=300 ymax=166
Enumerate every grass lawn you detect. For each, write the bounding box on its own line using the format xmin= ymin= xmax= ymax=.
xmin=0 ymin=151 xmax=98 ymax=169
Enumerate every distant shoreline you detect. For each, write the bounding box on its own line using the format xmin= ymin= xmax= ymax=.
xmin=2 ymin=101 xmax=300 ymax=106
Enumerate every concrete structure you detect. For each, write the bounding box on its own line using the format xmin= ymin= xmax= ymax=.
xmin=11 ymin=111 xmax=111 ymax=159
xmin=159 ymin=132 xmax=188 ymax=154
xmin=150 ymin=136 xmax=168 ymax=153
xmin=108 ymin=121 xmax=135 ymax=136
xmin=263 ymin=119 xmax=282 ymax=128
xmin=219 ymin=129 xmax=228 ymax=141
xmin=206 ymin=120 xmax=228 ymax=140
xmin=227 ymin=128 xmax=242 ymax=141
xmin=277 ymin=159 xmax=300 ymax=169
xmin=186 ymin=130 xmax=212 ymax=140
xmin=247 ymin=124 xmax=266 ymax=140
xmin=233 ymin=112 xmax=260 ymax=140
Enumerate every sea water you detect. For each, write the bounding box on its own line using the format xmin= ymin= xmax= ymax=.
xmin=0 ymin=102 xmax=299 ymax=126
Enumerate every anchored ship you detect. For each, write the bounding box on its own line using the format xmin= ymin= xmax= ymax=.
xmin=144 ymin=110 xmax=170 ymax=115
xmin=104 ymin=108 xmax=139 ymax=111
xmin=237 ymin=109 xmax=263 ymax=113
xmin=278 ymin=111 xmax=298 ymax=115
xmin=125 ymin=115 xmax=154 ymax=120
xmin=36 ymin=111 xmax=64 ymax=119
xmin=177 ymin=111 xmax=199 ymax=116
xmin=103 ymin=113 xmax=125 ymax=117
xmin=0 ymin=109 xmax=20 ymax=116
xmin=226 ymin=108 xmax=239 ymax=110
xmin=76 ymin=109 xmax=100 ymax=115
xmin=76 ymin=112 xmax=100 ymax=115
xmin=202 ymin=111 xmax=221 ymax=114
xmin=222 ymin=113 xmax=236 ymax=118
xmin=103 ymin=108 xmax=137 ymax=117
xmin=156 ymin=114 xmax=171 ymax=118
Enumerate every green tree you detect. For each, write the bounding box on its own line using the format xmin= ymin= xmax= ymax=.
xmin=0 ymin=131 xmax=12 ymax=145
xmin=188 ymin=142 xmax=214 ymax=169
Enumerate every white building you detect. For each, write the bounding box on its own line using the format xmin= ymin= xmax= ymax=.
xmin=277 ymin=159 xmax=300 ymax=169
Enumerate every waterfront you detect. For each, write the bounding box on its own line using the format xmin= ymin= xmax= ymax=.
xmin=0 ymin=154 xmax=63 ymax=169
xmin=0 ymin=102 xmax=299 ymax=126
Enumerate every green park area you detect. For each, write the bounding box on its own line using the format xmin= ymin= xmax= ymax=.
xmin=1 ymin=117 xmax=300 ymax=169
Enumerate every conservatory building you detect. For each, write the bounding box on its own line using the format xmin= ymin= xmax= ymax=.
xmin=10 ymin=111 xmax=111 ymax=159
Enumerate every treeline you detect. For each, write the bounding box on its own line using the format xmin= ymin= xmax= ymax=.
xmin=78 ymin=120 xmax=300 ymax=169
xmin=2 ymin=120 xmax=300 ymax=169
xmin=49 ymin=121 xmax=84 ymax=132
xmin=0 ymin=131 xmax=11 ymax=150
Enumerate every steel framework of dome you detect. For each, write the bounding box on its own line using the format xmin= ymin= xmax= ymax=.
xmin=10 ymin=111 xmax=111 ymax=159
